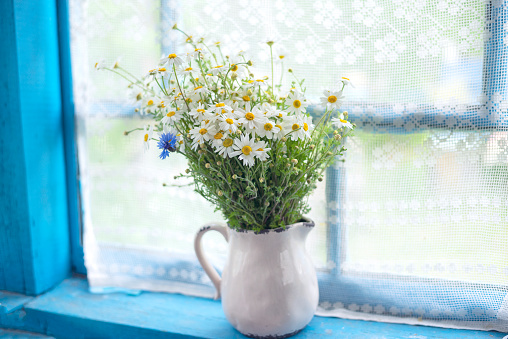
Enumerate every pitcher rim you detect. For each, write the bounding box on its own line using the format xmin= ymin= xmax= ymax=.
xmin=230 ymin=216 xmax=315 ymax=235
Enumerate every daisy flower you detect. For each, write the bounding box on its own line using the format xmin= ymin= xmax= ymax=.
xmin=189 ymin=103 xmax=210 ymax=122
xmin=229 ymin=57 xmax=248 ymax=75
xmin=320 ymin=90 xmax=345 ymax=110
xmin=339 ymin=76 xmax=355 ymax=88
xmin=218 ymin=113 xmax=240 ymax=134
xmin=254 ymin=140 xmax=271 ymax=161
xmin=215 ymin=137 xmax=236 ymax=158
xmin=237 ymin=104 xmax=264 ymax=131
xmin=284 ymin=115 xmax=310 ymax=141
xmin=230 ymin=134 xmax=258 ymax=167
xmin=211 ymin=131 xmax=226 ymax=148
xmin=210 ymin=65 xmax=227 ymax=75
xmin=286 ymin=90 xmax=308 ymax=115
xmin=209 ymin=102 xmax=232 ymax=115
xmin=94 ymin=59 xmax=107 ymax=71
xmin=161 ymin=109 xmax=182 ymax=125
xmin=256 ymin=118 xmax=281 ymax=139
xmin=189 ymin=121 xmax=217 ymax=149
xmin=177 ymin=66 xmax=195 ymax=77
xmin=245 ymin=78 xmax=269 ymax=91
xmin=332 ymin=113 xmax=353 ymax=129
xmin=142 ymin=125 xmax=153 ymax=151
xmin=159 ymin=53 xmax=184 ymax=69
xmin=193 ymin=85 xmax=210 ymax=96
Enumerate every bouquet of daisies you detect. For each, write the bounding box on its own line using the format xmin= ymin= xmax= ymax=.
xmin=97 ymin=25 xmax=355 ymax=231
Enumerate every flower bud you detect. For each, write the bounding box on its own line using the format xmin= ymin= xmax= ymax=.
xmin=216 ymin=161 xmax=222 ymax=166
xmin=239 ymin=194 xmax=244 ymax=199
xmin=205 ymin=163 xmax=211 ymax=168
xmin=307 ymin=179 xmax=311 ymax=184
xmin=327 ymin=152 xmax=333 ymax=156
xmin=185 ymin=169 xmax=190 ymax=174
xmin=123 ymin=131 xmax=128 ymax=136
xmin=198 ymin=150 xmax=203 ymax=155
xmin=318 ymin=177 xmax=323 ymax=182
xmin=200 ymin=143 xmax=206 ymax=149
xmin=288 ymin=68 xmax=293 ymax=73
xmin=291 ymin=159 xmax=298 ymax=164
xmin=333 ymin=130 xmax=338 ymax=135
xmin=259 ymin=177 xmax=265 ymax=183
xmin=247 ymin=60 xmax=253 ymax=66
xmin=172 ymin=23 xmax=178 ymax=30
xmin=309 ymin=144 xmax=315 ymax=150
xmin=162 ymin=183 xmax=167 ymax=187
xmin=264 ymin=201 xmax=270 ymax=206
xmin=232 ymin=174 xmax=238 ymax=179
xmin=343 ymin=111 xmax=348 ymax=118
xmin=217 ymin=190 xmax=223 ymax=196
xmin=135 ymin=108 xmax=140 ymax=112
xmin=231 ymin=73 xmax=238 ymax=80
xmin=334 ymin=134 xmax=342 ymax=141
xmin=281 ymin=137 xmax=287 ymax=142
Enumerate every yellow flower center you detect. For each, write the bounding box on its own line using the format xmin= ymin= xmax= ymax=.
xmin=242 ymin=95 xmax=250 ymax=101
xmin=214 ymin=65 xmax=224 ymax=68
xmin=216 ymin=103 xmax=225 ymax=107
xmin=245 ymin=113 xmax=255 ymax=121
xmin=144 ymin=134 xmax=149 ymax=142
xmin=242 ymin=145 xmax=252 ymax=155
xmin=303 ymin=123 xmax=309 ymax=131
xmin=257 ymin=148 xmax=264 ymax=151
xmin=147 ymin=100 xmax=154 ymax=106
xmin=168 ymin=53 xmax=177 ymax=59
xmin=293 ymin=100 xmax=301 ymax=108
xmin=292 ymin=123 xmax=300 ymax=131
xmin=264 ymin=123 xmax=273 ymax=131
xmin=158 ymin=68 xmax=166 ymax=72
xmin=185 ymin=67 xmax=192 ymax=71
xmin=342 ymin=77 xmax=350 ymax=81
xmin=275 ymin=124 xmax=282 ymax=130
xmin=328 ymin=95 xmax=337 ymax=103
xmin=279 ymin=55 xmax=285 ymax=59
xmin=223 ymin=138 xmax=233 ymax=147
xmin=256 ymin=79 xmax=264 ymax=82
xmin=226 ymin=118 xmax=234 ymax=124
xmin=340 ymin=119 xmax=347 ymax=123
xmin=214 ymin=132 xmax=223 ymax=139
xmin=194 ymin=86 xmax=203 ymax=90
xmin=199 ymin=128 xmax=208 ymax=135
xmin=186 ymin=36 xmax=193 ymax=42
xmin=231 ymin=64 xmax=239 ymax=72
xmin=197 ymin=109 xmax=205 ymax=113
xmin=167 ymin=111 xmax=176 ymax=117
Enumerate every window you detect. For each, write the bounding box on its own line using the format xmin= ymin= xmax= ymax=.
xmin=69 ymin=0 xmax=507 ymax=331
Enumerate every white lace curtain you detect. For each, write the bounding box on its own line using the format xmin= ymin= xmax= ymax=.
xmin=70 ymin=0 xmax=508 ymax=332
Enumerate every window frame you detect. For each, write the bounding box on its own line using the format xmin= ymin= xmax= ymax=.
xmin=53 ymin=0 xmax=508 ymax=327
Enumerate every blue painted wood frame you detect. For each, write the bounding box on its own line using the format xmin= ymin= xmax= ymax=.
xmin=56 ymin=0 xmax=86 ymax=275
xmin=0 ymin=0 xmax=70 ymax=295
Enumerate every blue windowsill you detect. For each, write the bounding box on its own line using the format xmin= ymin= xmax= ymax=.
xmin=0 ymin=277 xmax=506 ymax=339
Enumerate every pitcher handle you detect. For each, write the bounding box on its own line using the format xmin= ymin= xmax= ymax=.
xmin=194 ymin=223 xmax=229 ymax=300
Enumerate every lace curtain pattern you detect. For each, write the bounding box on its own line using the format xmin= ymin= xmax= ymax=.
xmin=70 ymin=0 xmax=508 ymax=331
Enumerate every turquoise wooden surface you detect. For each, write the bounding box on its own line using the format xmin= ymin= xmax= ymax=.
xmin=0 ymin=291 xmax=32 ymax=315
xmin=56 ymin=0 xmax=87 ymax=275
xmin=0 ymin=329 xmax=54 ymax=339
xmin=1 ymin=278 xmax=506 ymax=338
xmin=0 ymin=0 xmax=31 ymax=295
xmin=0 ymin=0 xmax=70 ymax=295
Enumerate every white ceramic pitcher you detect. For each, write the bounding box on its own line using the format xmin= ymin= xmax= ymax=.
xmin=194 ymin=217 xmax=318 ymax=338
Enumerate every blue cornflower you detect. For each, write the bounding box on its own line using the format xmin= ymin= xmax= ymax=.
xmin=157 ymin=132 xmax=178 ymax=159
